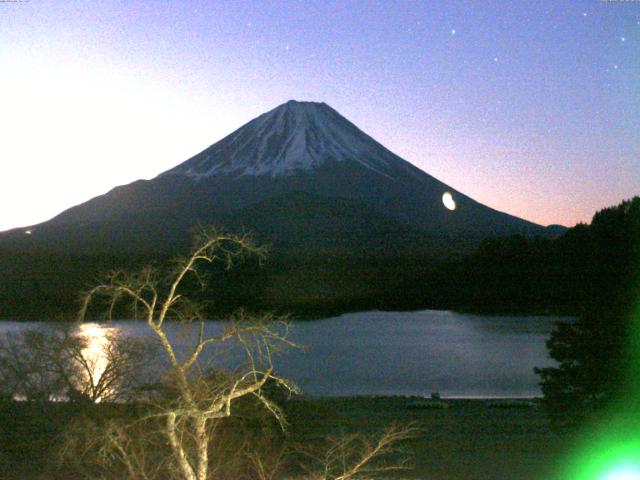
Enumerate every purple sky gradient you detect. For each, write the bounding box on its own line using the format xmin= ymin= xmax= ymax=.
xmin=1 ymin=0 xmax=638 ymax=230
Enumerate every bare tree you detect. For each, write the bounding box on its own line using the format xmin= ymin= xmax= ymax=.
xmin=62 ymin=227 xmax=418 ymax=480
xmin=246 ymin=423 xmax=418 ymax=480
xmin=0 ymin=328 xmax=67 ymax=401
xmin=66 ymin=328 xmax=159 ymax=403
xmin=77 ymin=228 xmax=297 ymax=480
xmin=0 ymin=326 xmax=156 ymax=402
xmin=300 ymin=424 xmax=417 ymax=480
xmin=60 ymin=414 xmax=173 ymax=480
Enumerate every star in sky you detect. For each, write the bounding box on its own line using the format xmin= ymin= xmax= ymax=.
xmin=1 ymin=0 xmax=638 ymax=230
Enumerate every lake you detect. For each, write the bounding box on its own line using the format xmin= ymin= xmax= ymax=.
xmin=0 ymin=310 xmax=565 ymax=398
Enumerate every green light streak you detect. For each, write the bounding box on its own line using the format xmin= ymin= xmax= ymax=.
xmin=552 ymin=296 xmax=640 ymax=480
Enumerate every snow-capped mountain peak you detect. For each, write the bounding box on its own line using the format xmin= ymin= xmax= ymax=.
xmin=161 ymin=100 xmax=405 ymax=179
xmin=0 ymin=99 xmax=549 ymax=261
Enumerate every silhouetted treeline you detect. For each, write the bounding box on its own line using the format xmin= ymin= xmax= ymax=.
xmin=453 ymin=196 xmax=639 ymax=314
xmin=532 ymin=197 xmax=640 ymax=430
xmin=1 ymin=197 xmax=637 ymax=320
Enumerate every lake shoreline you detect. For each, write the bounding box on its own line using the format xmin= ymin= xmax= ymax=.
xmin=0 ymin=306 xmax=575 ymax=323
xmin=0 ymin=310 xmax=560 ymax=399
xmin=0 ymin=299 xmax=579 ymax=322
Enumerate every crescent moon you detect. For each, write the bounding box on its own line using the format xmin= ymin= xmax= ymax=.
xmin=442 ymin=192 xmax=456 ymax=211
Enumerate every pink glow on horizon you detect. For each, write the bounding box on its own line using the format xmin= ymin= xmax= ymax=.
xmin=0 ymin=1 xmax=638 ymax=231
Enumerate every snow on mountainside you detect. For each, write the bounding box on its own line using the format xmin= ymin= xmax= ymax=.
xmin=0 ymin=99 xmax=555 ymax=257
xmin=161 ymin=100 xmax=419 ymax=180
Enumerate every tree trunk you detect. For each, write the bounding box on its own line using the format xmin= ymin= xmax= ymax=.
xmin=167 ymin=412 xmax=197 ymax=480
xmin=195 ymin=416 xmax=209 ymax=480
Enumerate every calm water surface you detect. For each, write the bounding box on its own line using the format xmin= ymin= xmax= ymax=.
xmin=0 ymin=310 xmax=566 ymax=398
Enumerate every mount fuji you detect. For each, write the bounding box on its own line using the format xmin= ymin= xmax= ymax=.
xmin=1 ymin=100 xmax=550 ymax=256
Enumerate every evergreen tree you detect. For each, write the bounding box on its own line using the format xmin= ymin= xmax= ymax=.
xmin=535 ymin=197 xmax=640 ymax=430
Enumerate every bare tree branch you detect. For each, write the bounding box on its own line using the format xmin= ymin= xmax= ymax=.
xmin=75 ymin=228 xmax=290 ymax=480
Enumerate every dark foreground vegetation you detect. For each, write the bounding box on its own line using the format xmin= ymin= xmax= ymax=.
xmin=0 ymin=396 xmax=569 ymax=480
xmin=0 ymin=198 xmax=637 ymax=478
xmin=1 ymin=196 xmax=638 ymax=320
xmin=0 ymin=231 xmax=420 ymax=479
xmin=533 ymin=198 xmax=640 ymax=432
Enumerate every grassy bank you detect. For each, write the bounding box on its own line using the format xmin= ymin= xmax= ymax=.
xmin=0 ymin=396 xmax=572 ymax=479
xmin=285 ymin=396 xmax=567 ymax=480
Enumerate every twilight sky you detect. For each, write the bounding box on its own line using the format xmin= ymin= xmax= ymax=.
xmin=1 ymin=0 xmax=638 ymax=231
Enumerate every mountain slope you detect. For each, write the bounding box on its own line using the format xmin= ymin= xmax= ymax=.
xmin=0 ymin=100 xmax=568 ymax=318
xmin=1 ymin=100 xmax=550 ymax=256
